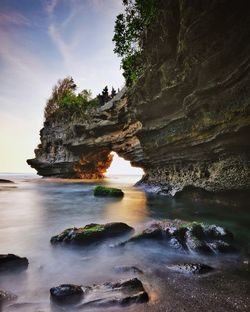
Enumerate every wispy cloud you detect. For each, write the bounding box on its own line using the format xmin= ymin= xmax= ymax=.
xmin=45 ymin=0 xmax=59 ymax=15
xmin=48 ymin=23 xmax=73 ymax=68
xmin=0 ymin=11 xmax=30 ymax=26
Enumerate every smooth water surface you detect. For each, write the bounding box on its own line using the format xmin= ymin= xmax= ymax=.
xmin=0 ymin=174 xmax=249 ymax=311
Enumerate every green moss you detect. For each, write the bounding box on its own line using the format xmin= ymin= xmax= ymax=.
xmin=83 ymin=225 xmax=105 ymax=234
xmin=94 ymin=186 xmax=124 ymax=197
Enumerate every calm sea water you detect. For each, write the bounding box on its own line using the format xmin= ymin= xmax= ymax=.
xmin=0 ymin=174 xmax=249 ymax=311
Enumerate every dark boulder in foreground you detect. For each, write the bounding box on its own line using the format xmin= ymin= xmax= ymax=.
xmin=51 ymin=222 xmax=134 ymax=245
xmin=120 ymin=220 xmax=236 ymax=255
xmin=166 ymin=263 xmax=214 ymax=275
xmin=51 ymin=278 xmax=148 ymax=308
xmin=0 ymin=254 xmax=28 ymax=272
xmin=0 ymin=289 xmax=17 ymax=304
xmin=94 ymin=186 xmax=124 ymax=197
xmin=0 ymin=179 xmax=14 ymax=184
xmin=50 ymin=284 xmax=84 ymax=304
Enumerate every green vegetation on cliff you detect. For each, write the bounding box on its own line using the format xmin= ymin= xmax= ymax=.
xmin=113 ymin=0 xmax=156 ymax=85
xmin=44 ymin=77 xmax=98 ymax=119
xmin=44 ymin=77 xmax=118 ymax=119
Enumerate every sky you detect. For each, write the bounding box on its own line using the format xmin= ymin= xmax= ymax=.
xmin=0 ymin=0 xmax=143 ymax=175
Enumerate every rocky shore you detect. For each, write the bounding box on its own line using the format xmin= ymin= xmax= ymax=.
xmin=0 ymin=219 xmax=249 ymax=311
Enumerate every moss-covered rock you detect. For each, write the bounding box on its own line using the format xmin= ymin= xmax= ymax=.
xmin=94 ymin=186 xmax=124 ymax=197
xmin=120 ymin=219 xmax=236 ymax=255
xmin=50 ymin=222 xmax=134 ymax=245
xmin=130 ymin=227 xmax=163 ymax=242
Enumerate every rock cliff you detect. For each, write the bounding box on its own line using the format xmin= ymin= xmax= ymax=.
xmin=27 ymin=0 xmax=250 ymax=194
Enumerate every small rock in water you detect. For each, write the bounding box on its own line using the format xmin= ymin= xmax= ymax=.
xmin=94 ymin=185 xmax=124 ymax=197
xmin=167 ymin=263 xmax=214 ymax=275
xmin=50 ymin=284 xmax=84 ymax=304
xmin=0 ymin=289 xmax=17 ymax=304
xmin=50 ymin=222 xmax=134 ymax=245
xmin=113 ymin=265 xmax=143 ymax=274
xmin=0 ymin=254 xmax=28 ymax=272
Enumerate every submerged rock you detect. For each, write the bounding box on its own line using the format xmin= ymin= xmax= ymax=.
xmin=0 ymin=289 xmax=17 ymax=304
xmin=86 ymin=278 xmax=148 ymax=308
xmin=113 ymin=266 xmax=143 ymax=275
xmin=0 ymin=254 xmax=28 ymax=272
xmin=0 ymin=179 xmax=14 ymax=184
xmin=166 ymin=263 xmax=214 ymax=275
xmin=51 ymin=222 xmax=134 ymax=245
xmin=50 ymin=278 xmax=148 ymax=308
xmin=94 ymin=186 xmax=124 ymax=197
xmin=50 ymin=284 xmax=84 ymax=304
xmin=120 ymin=220 xmax=236 ymax=256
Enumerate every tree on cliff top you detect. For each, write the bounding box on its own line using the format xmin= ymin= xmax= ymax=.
xmin=44 ymin=76 xmax=77 ymax=118
xmin=113 ymin=0 xmax=156 ymax=85
xmin=97 ymin=86 xmax=117 ymax=106
xmin=44 ymin=77 xmax=98 ymax=119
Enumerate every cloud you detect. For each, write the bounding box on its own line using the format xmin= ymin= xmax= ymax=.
xmin=48 ymin=23 xmax=72 ymax=67
xmin=0 ymin=11 xmax=30 ymax=26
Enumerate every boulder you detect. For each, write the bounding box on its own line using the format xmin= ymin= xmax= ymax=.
xmin=50 ymin=284 xmax=84 ymax=304
xmin=82 ymin=278 xmax=148 ymax=308
xmin=51 ymin=222 xmax=134 ymax=245
xmin=94 ymin=186 xmax=124 ymax=197
xmin=0 ymin=254 xmax=28 ymax=272
xmin=50 ymin=278 xmax=149 ymax=308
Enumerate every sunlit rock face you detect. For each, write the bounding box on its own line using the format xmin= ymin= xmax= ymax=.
xmin=28 ymin=1 xmax=250 ymax=193
xmin=27 ymin=90 xmax=145 ymax=179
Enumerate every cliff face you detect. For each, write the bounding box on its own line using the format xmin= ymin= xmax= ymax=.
xmin=28 ymin=0 xmax=250 ymax=194
xmin=27 ymin=90 xmax=145 ymax=179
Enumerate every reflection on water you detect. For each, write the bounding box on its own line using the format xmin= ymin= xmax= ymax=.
xmin=0 ymin=174 xmax=249 ymax=311
xmin=105 ymin=189 xmax=147 ymax=225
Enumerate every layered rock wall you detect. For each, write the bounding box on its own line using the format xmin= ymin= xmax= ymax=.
xmin=28 ymin=0 xmax=250 ymax=193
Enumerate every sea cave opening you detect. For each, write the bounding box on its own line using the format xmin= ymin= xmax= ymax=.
xmin=106 ymin=152 xmax=144 ymax=178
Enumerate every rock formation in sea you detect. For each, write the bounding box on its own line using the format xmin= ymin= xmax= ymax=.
xmin=27 ymin=1 xmax=250 ymax=194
